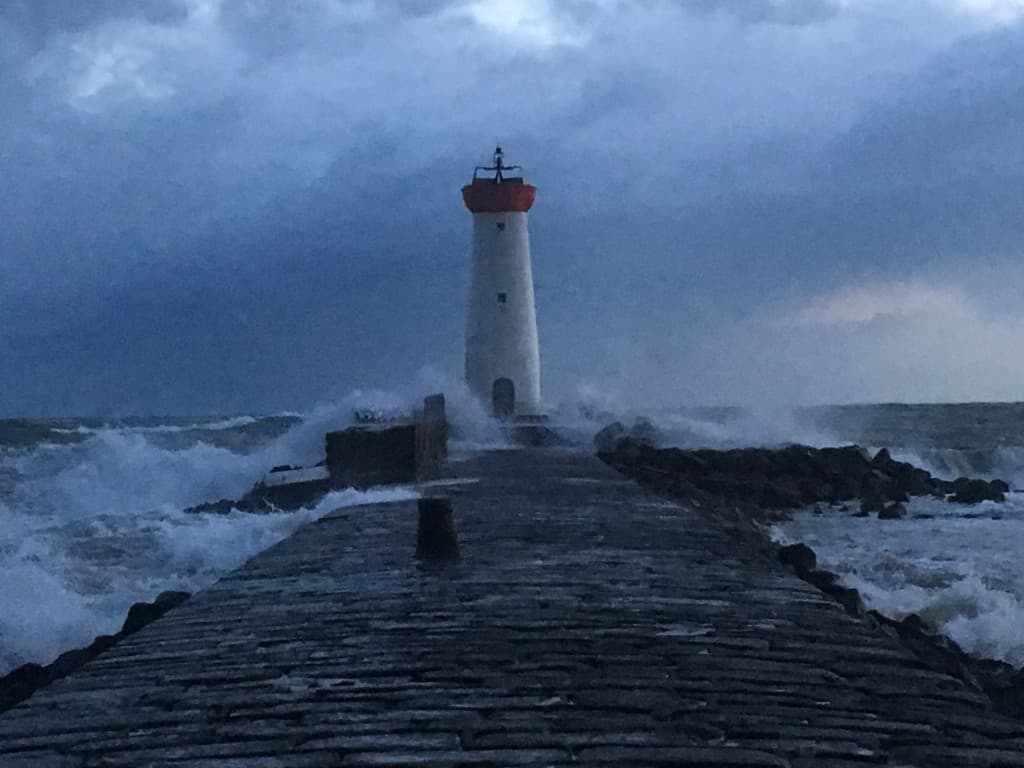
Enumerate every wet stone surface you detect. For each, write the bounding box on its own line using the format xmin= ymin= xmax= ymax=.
xmin=2 ymin=449 xmax=1024 ymax=767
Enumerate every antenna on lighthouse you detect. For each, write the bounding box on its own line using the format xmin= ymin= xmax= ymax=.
xmin=472 ymin=145 xmax=521 ymax=182
xmin=493 ymin=145 xmax=504 ymax=180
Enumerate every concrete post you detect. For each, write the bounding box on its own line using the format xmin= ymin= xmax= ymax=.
xmin=416 ymin=497 xmax=459 ymax=561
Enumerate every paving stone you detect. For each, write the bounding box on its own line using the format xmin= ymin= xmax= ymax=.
xmin=574 ymin=745 xmax=790 ymax=766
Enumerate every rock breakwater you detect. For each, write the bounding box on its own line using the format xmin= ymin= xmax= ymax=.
xmin=596 ymin=422 xmax=1009 ymax=519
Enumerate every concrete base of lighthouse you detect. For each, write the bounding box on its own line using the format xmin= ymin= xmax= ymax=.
xmin=502 ymin=417 xmax=565 ymax=447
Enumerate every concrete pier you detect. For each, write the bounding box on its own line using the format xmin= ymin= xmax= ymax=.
xmin=2 ymin=449 xmax=1024 ymax=767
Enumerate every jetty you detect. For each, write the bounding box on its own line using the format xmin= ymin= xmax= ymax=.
xmin=2 ymin=448 xmax=1024 ymax=767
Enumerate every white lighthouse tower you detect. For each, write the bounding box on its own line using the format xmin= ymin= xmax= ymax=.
xmin=462 ymin=147 xmax=543 ymax=419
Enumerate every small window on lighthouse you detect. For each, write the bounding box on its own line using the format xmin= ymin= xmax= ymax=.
xmin=496 ymin=222 xmax=506 ymax=232
xmin=497 ymin=292 xmax=507 ymax=304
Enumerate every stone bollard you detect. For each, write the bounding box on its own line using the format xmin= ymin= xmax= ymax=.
xmin=416 ymin=497 xmax=459 ymax=561
xmin=415 ymin=393 xmax=448 ymax=481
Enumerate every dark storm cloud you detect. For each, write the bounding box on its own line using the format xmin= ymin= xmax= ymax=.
xmin=3 ymin=0 xmax=1024 ymax=414
xmin=826 ymin=28 xmax=1024 ymax=189
xmin=1 ymin=0 xmax=186 ymax=46
xmin=777 ymin=24 xmax=1024 ymax=283
xmin=675 ymin=0 xmax=841 ymax=26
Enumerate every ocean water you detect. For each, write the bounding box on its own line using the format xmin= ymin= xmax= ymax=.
xmin=643 ymin=402 xmax=1024 ymax=668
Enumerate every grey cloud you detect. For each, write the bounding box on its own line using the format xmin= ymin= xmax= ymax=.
xmin=674 ymin=0 xmax=841 ymax=26
xmin=0 ymin=0 xmax=186 ymax=47
xmin=824 ymin=28 xmax=1024 ymax=190
xmin=216 ymin=0 xmax=475 ymax=58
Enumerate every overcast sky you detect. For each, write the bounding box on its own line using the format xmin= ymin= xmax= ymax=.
xmin=2 ymin=0 xmax=1024 ymax=416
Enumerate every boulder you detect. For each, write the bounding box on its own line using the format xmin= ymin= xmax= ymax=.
xmin=869 ymin=448 xmax=942 ymax=498
xmin=798 ymin=478 xmax=832 ymax=505
xmin=896 ymin=467 xmax=938 ymax=498
xmin=948 ymin=478 xmax=1006 ymax=504
xmin=46 ymin=633 xmax=119 ymax=679
xmin=761 ymin=479 xmax=803 ymax=510
xmin=185 ymin=498 xmax=241 ymax=515
xmin=778 ymin=543 xmax=816 ymax=574
xmin=860 ymin=487 xmax=886 ymax=514
xmin=775 ymin=445 xmax=819 ymax=478
xmin=805 ymin=569 xmax=839 ymax=591
xmin=728 ymin=449 xmax=774 ymax=477
xmin=833 ymin=586 xmax=865 ymax=616
xmin=47 ymin=647 xmax=93 ymax=680
xmin=594 ymin=422 xmax=626 ymax=453
xmin=888 ymin=488 xmax=911 ymax=504
xmin=122 ymin=591 xmax=190 ymax=636
xmin=662 ymin=448 xmax=711 ymax=476
xmin=987 ymin=667 xmax=1024 ymax=720
xmin=878 ymin=502 xmax=906 ymax=520
xmin=992 ymin=478 xmax=1011 ymax=494
xmin=0 ymin=664 xmax=46 ymax=711
xmin=628 ymin=417 xmax=662 ymax=447
xmin=819 ymin=445 xmax=872 ymax=486
xmin=243 ymin=476 xmax=330 ymax=512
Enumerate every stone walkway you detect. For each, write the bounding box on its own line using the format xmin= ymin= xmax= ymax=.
xmin=2 ymin=449 xmax=1023 ymax=767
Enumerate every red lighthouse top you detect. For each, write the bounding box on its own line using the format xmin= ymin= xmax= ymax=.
xmin=462 ymin=146 xmax=537 ymax=213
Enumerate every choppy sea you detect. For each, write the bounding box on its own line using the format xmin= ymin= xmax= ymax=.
xmin=1 ymin=398 xmax=1021 ymax=676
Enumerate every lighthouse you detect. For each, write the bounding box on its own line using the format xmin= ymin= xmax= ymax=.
xmin=462 ymin=147 xmax=543 ymax=419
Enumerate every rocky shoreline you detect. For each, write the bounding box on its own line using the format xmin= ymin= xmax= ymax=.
xmin=596 ymin=423 xmax=1024 ymax=722
xmin=0 ymin=591 xmax=190 ymax=714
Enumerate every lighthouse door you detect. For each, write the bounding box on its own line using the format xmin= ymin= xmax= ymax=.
xmin=492 ymin=378 xmax=515 ymax=420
